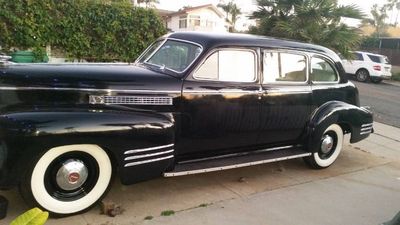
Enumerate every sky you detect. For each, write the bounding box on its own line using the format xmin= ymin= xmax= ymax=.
xmin=157 ymin=0 xmax=388 ymax=17
xmin=156 ymin=0 xmax=391 ymax=30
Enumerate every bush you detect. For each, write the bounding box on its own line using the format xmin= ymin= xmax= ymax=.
xmin=0 ymin=0 xmax=166 ymax=62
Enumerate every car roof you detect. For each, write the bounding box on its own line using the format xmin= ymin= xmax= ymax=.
xmin=164 ymin=32 xmax=341 ymax=62
xmin=353 ymin=51 xmax=386 ymax=57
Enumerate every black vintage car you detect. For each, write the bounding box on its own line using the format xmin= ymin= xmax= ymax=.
xmin=0 ymin=32 xmax=372 ymax=216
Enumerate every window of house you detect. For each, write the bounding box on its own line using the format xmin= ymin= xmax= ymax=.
xmin=206 ymin=20 xmax=215 ymax=28
xmin=263 ymin=51 xmax=307 ymax=83
xmin=311 ymin=57 xmax=338 ymax=82
xmin=194 ymin=49 xmax=256 ymax=82
xmin=189 ymin=15 xmax=201 ymax=27
xmin=179 ymin=16 xmax=187 ymax=28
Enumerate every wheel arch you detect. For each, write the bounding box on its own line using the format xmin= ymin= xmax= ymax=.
xmin=0 ymin=109 xmax=176 ymax=188
xmin=307 ymin=101 xmax=372 ymax=152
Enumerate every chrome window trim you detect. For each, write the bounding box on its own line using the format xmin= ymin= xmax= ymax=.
xmin=135 ymin=39 xmax=167 ymax=63
xmin=310 ymin=54 xmax=340 ymax=85
xmin=192 ymin=48 xmax=259 ymax=83
xmin=141 ymin=38 xmax=204 ymax=74
xmin=261 ymin=49 xmax=310 ymax=85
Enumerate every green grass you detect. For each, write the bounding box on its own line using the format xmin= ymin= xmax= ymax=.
xmin=160 ymin=210 xmax=175 ymax=216
xmin=392 ymin=72 xmax=400 ymax=81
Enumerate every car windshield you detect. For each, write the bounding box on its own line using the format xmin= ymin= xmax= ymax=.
xmin=138 ymin=39 xmax=202 ymax=73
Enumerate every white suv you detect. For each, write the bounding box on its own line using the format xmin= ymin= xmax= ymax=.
xmin=341 ymin=51 xmax=392 ymax=83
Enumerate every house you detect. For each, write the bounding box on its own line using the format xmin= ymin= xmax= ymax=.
xmin=161 ymin=4 xmax=228 ymax=33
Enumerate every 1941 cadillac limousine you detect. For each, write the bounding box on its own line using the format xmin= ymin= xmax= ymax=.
xmin=0 ymin=32 xmax=373 ymax=216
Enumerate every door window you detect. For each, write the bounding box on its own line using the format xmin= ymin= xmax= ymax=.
xmin=263 ymin=52 xmax=307 ymax=83
xmin=194 ymin=49 xmax=256 ymax=82
xmin=311 ymin=57 xmax=339 ymax=82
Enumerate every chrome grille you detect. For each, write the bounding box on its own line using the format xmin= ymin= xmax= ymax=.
xmin=89 ymin=95 xmax=173 ymax=105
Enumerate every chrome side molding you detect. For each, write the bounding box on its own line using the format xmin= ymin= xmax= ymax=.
xmin=124 ymin=143 xmax=174 ymax=155
xmin=163 ymin=152 xmax=311 ymax=177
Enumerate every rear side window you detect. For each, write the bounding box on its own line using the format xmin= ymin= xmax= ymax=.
xmin=367 ymin=54 xmax=383 ymax=63
xmin=194 ymin=49 xmax=256 ymax=82
xmin=311 ymin=57 xmax=339 ymax=82
xmin=354 ymin=53 xmax=364 ymax=61
xmin=263 ymin=51 xmax=307 ymax=83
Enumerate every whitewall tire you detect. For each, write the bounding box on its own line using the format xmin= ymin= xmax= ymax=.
xmin=305 ymin=124 xmax=343 ymax=169
xmin=20 ymin=144 xmax=112 ymax=215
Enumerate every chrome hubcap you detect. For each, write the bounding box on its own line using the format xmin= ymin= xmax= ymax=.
xmin=321 ymin=135 xmax=334 ymax=154
xmin=56 ymin=159 xmax=88 ymax=191
xmin=358 ymin=71 xmax=367 ymax=80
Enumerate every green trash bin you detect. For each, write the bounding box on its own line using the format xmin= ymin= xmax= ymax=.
xmin=11 ymin=51 xmax=49 ymax=63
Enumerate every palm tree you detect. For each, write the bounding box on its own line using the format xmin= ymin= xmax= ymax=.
xmin=363 ymin=4 xmax=388 ymax=38
xmin=230 ymin=4 xmax=241 ymax=32
xmin=385 ymin=0 xmax=400 ymax=25
xmin=250 ymin=0 xmax=365 ymax=58
xmin=217 ymin=1 xmax=242 ymax=32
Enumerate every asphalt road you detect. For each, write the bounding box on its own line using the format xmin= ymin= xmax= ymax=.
xmin=353 ymin=80 xmax=400 ymax=128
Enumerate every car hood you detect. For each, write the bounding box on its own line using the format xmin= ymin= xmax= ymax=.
xmin=0 ymin=63 xmax=181 ymax=92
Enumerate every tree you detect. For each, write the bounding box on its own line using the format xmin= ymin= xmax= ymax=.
xmin=0 ymin=0 xmax=166 ymax=61
xmin=137 ymin=0 xmax=159 ymax=8
xmin=249 ymin=0 xmax=364 ymax=58
xmin=363 ymin=4 xmax=388 ymax=38
xmin=384 ymin=0 xmax=400 ymax=26
xmin=217 ymin=1 xmax=242 ymax=32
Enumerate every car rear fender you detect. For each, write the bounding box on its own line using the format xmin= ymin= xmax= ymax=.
xmin=307 ymin=101 xmax=373 ymax=153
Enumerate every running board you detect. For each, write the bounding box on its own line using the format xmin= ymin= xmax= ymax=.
xmin=164 ymin=147 xmax=311 ymax=177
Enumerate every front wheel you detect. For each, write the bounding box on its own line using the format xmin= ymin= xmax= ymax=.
xmin=304 ymin=124 xmax=343 ymax=169
xmin=20 ymin=144 xmax=112 ymax=216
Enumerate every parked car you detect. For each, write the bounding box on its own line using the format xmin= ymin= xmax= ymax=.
xmin=341 ymin=51 xmax=392 ymax=83
xmin=0 ymin=32 xmax=373 ymax=216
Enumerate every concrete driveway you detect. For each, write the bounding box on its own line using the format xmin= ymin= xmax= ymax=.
xmin=1 ymin=122 xmax=399 ymax=225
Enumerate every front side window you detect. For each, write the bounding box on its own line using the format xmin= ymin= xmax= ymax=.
xmin=311 ymin=57 xmax=338 ymax=82
xmin=263 ymin=51 xmax=307 ymax=83
xmin=141 ymin=40 xmax=202 ymax=73
xmin=194 ymin=49 xmax=256 ymax=82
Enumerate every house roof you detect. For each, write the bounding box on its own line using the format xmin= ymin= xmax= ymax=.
xmin=168 ymin=4 xmax=225 ymax=18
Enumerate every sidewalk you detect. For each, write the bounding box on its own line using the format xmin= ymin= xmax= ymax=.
xmin=1 ymin=122 xmax=399 ymax=225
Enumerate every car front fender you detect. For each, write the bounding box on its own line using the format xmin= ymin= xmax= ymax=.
xmin=0 ymin=109 xmax=175 ymax=188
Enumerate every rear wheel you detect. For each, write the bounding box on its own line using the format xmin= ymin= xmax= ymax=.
xmin=355 ymin=69 xmax=369 ymax=82
xmin=20 ymin=144 xmax=112 ymax=216
xmin=304 ymin=124 xmax=343 ymax=169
